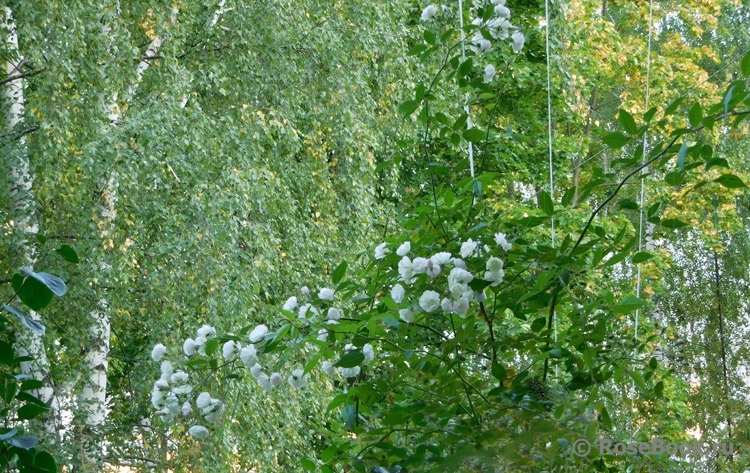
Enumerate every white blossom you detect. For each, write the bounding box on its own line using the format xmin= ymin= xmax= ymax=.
xmin=486 ymin=257 xmax=504 ymax=273
xmin=181 ymin=401 xmax=192 ymax=416
xmin=183 ymin=338 xmax=197 ymax=356
xmin=398 ymin=256 xmax=416 ymax=284
xmin=299 ymin=303 xmax=314 ymax=319
xmin=288 ymin=369 xmax=307 ymax=389
xmin=494 ymin=232 xmax=512 ymax=251
xmin=363 ymin=343 xmax=375 ymax=363
xmin=338 ymin=366 xmax=361 ymax=378
xmin=151 ymin=343 xmax=167 ymax=362
xmin=222 ymin=340 xmax=237 ymax=362
xmin=270 ymin=372 xmax=283 ymax=387
xmin=495 ymin=4 xmax=510 ymax=18
xmin=453 ymin=258 xmax=468 ymax=270
xmin=375 ymin=242 xmax=389 ymax=260
xmin=484 ymin=64 xmax=496 ymax=83
xmin=154 ymin=379 xmax=169 ymax=391
xmin=396 ymin=241 xmax=411 ymax=256
xmin=399 ymin=308 xmax=414 ymax=323
xmin=170 ymin=370 xmax=189 ymax=385
xmin=250 ymin=363 xmax=263 ymax=378
xmin=195 ymin=335 xmax=208 ymax=356
xmin=475 ymin=290 xmax=487 ymax=302
xmin=165 ymin=393 xmax=180 ymax=415
xmin=460 ymin=239 xmax=478 ymax=258
xmin=471 ymin=38 xmax=492 ymax=55
xmin=197 ymin=324 xmax=216 ymax=339
xmin=322 ymin=360 xmax=335 ymax=376
xmin=492 ymin=0 xmax=506 ymax=5
xmin=449 ymin=267 xmax=474 ymax=285
xmin=189 ymin=425 xmax=210 ymax=439
xmin=441 ymin=297 xmax=454 ymax=313
xmin=283 ymin=296 xmax=298 ymax=311
xmin=419 ymin=290 xmax=441 ymax=313
xmin=301 ymin=285 xmax=310 ymax=296
xmin=454 ymin=296 xmax=471 ymax=315
xmin=257 ymin=374 xmax=273 ymax=392
xmin=203 ymin=404 xmax=223 ymax=423
xmin=196 ymin=392 xmax=212 ymax=410
xmin=327 ymin=307 xmax=342 ymax=321
xmin=151 ymin=390 xmax=166 ymax=409
xmin=318 ymin=287 xmax=335 ymax=301
xmin=511 ymin=31 xmax=525 ymax=53
xmin=412 ymin=257 xmax=429 ymax=273
xmin=317 ymin=328 xmax=328 ymax=342
xmin=421 ymin=5 xmax=438 ymax=21
xmin=426 ymin=259 xmax=441 ymax=278
xmin=432 ymin=252 xmax=452 ymax=265
xmin=160 ymin=361 xmax=173 ymax=381
xmin=240 ymin=345 xmax=258 ymax=368
xmin=485 ymin=269 xmax=505 ymax=286
xmin=391 ymin=284 xmax=406 ymax=303
xmin=172 ymin=383 xmax=193 ymax=396
xmin=248 ymin=324 xmax=268 ymax=343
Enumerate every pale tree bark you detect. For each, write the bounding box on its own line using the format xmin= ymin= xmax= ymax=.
xmin=2 ymin=6 xmax=60 ymax=426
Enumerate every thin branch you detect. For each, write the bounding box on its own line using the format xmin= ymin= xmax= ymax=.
xmin=0 ymin=68 xmax=45 ymax=86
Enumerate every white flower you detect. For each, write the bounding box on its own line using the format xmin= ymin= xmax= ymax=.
xmin=454 ymin=296 xmax=470 ymax=315
xmin=197 ymin=324 xmax=216 ymax=339
xmin=196 ymin=392 xmax=212 ymax=410
xmin=270 ymin=372 xmax=283 ymax=387
xmin=248 ymin=324 xmax=268 ymax=342
xmin=299 ymin=303 xmax=314 ymax=319
xmin=460 ymin=239 xmax=478 ymax=258
xmin=240 ymin=344 xmax=258 ymax=367
xmin=485 ymin=270 xmax=505 ymax=286
xmin=412 ymin=257 xmax=429 ymax=273
xmin=484 ymin=64 xmax=496 ymax=83
xmin=283 ymin=296 xmax=298 ymax=311
xmin=344 ymin=343 xmax=356 ymax=352
xmin=338 ymin=366 xmax=361 ymax=378
xmin=318 ymin=287 xmax=335 ymax=301
xmin=419 ymin=290 xmax=441 ymax=313
xmin=250 ymin=363 xmax=263 ymax=378
xmin=375 ymin=242 xmax=389 ymax=260
xmin=511 ymin=31 xmax=525 ymax=53
xmin=257 ymin=374 xmax=273 ymax=392
xmin=301 ymin=285 xmax=310 ymax=296
xmin=222 ymin=340 xmax=237 ymax=362
xmin=181 ymin=401 xmax=192 ymax=416
xmin=495 ymin=4 xmax=510 ymax=18
xmin=426 ymin=259 xmax=441 ymax=278
xmin=151 ymin=390 xmax=166 ymax=409
xmin=391 ymin=284 xmax=406 ymax=304
xmin=432 ymin=252 xmax=452 ymax=265
xmin=487 ymin=18 xmax=511 ymax=39
xmin=399 ymin=308 xmax=414 ymax=323
xmin=398 ymin=256 xmax=416 ymax=284
xmin=397 ymin=241 xmax=411 ymax=256
xmin=322 ymin=360 xmax=335 ymax=376
xmin=203 ymin=405 xmax=223 ymax=423
xmin=486 ymin=257 xmax=504 ymax=273
xmin=475 ymin=290 xmax=487 ymax=302
xmin=288 ymin=369 xmax=307 ymax=389
xmin=363 ymin=344 xmax=375 ymax=363
xmin=195 ymin=335 xmax=208 ymax=356
xmin=188 ymin=425 xmax=210 ymax=439
xmin=151 ymin=343 xmax=167 ymax=362
xmin=170 ymin=371 xmax=189 ymax=385
xmin=421 ymin=5 xmax=438 ymax=21
xmin=154 ymin=379 xmax=169 ymax=391
xmin=172 ymin=383 xmax=193 ymax=395
xmin=317 ymin=328 xmax=328 ymax=342
xmin=165 ymin=394 xmax=180 ymax=415
xmin=160 ymin=361 xmax=173 ymax=381
xmin=494 ymin=232 xmax=512 ymax=251
xmin=492 ymin=0 xmax=506 ymax=5
xmin=449 ymin=267 xmax=474 ymax=285
xmin=441 ymin=297 xmax=453 ymax=313
xmin=327 ymin=307 xmax=341 ymax=321
xmin=453 ymin=258 xmax=467 ymax=270
xmin=183 ymin=338 xmax=197 ymax=356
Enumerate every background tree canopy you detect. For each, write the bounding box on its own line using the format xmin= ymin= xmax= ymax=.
xmin=2 ymin=0 xmax=750 ymax=472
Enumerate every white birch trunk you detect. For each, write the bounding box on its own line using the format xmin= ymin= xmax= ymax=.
xmin=3 ymin=6 xmax=59 ymax=422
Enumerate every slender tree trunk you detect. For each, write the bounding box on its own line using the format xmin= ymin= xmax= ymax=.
xmin=3 ymin=6 xmax=59 ymax=427
xmin=712 ymin=248 xmax=733 ymax=460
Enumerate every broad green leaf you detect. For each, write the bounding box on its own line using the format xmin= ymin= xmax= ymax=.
xmin=463 ymin=128 xmax=485 ymax=143
xmin=423 ymin=29 xmax=436 ymax=45
xmin=612 ymin=296 xmax=646 ymax=314
xmin=14 ymin=276 xmax=53 ymax=312
xmin=664 ymin=170 xmax=684 ymax=186
xmin=663 ymin=96 xmax=684 ymax=116
xmin=491 ymin=362 xmax=507 ymax=382
xmin=331 ymin=261 xmax=348 ymax=285
xmin=629 ymin=371 xmax=646 ymax=391
xmin=343 ymin=404 xmax=358 ymax=430
xmin=301 ymin=458 xmax=317 ymax=471
xmin=654 ymin=380 xmax=664 ymax=397
xmin=688 ymin=103 xmax=703 ymax=128
xmin=56 ymin=245 xmax=79 ymax=263
xmin=714 ymin=174 xmax=747 ymax=189
xmin=531 ymin=317 xmax=547 ymax=332
xmin=742 ymin=50 xmax=750 ymax=76
xmin=661 ymin=218 xmax=688 ymax=229
xmin=561 ymin=187 xmax=576 ymax=207
xmin=618 ymin=109 xmax=637 ymax=134
xmin=632 ymin=251 xmax=653 ymax=264
xmin=602 ymin=132 xmax=630 ymax=149
xmin=539 ymin=190 xmax=554 ymax=216
xmin=407 ymin=43 xmax=427 ymax=56
xmin=617 ymin=199 xmax=639 ymax=210
xmin=336 ymin=350 xmax=364 ymax=368
xmin=398 ymin=100 xmax=420 ymax=116
xmin=457 ymin=58 xmax=473 ymax=77
xmin=17 ymin=403 xmax=49 ymax=421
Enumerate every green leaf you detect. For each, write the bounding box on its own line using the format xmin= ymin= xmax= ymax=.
xmin=742 ymin=51 xmax=750 ymax=76
xmin=463 ymin=128 xmax=485 ymax=143
xmin=618 ymin=109 xmax=637 ymax=135
xmin=676 ymin=142 xmax=688 ymax=170
xmin=331 ymin=261 xmax=348 ymax=285
xmin=612 ymin=296 xmax=646 ymax=314
xmin=714 ymin=174 xmax=747 ymax=189
xmin=539 ymin=190 xmax=554 ymax=216
xmin=407 ymin=43 xmax=427 ymax=56
xmin=491 ymin=362 xmax=507 ymax=382
xmin=617 ymin=199 xmax=639 ymax=210
xmin=632 ymin=251 xmax=653 ymax=263
xmin=561 ymin=187 xmax=576 ymax=207
xmin=457 ymin=58 xmax=473 ymax=77
xmin=423 ymin=29 xmax=436 ymax=45
xmin=705 ymin=158 xmax=729 ymax=170
xmin=21 ymin=268 xmax=66 ymax=297
xmin=661 ymin=218 xmax=688 ymax=229
xmin=56 ymin=245 xmax=79 ymax=263
xmin=531 ymin=317 xmax=547 ymax=332
xmin=336 ymin=350 xmax=364 ymax=368
xmin=664 ymin=96 xmax=684 ymax=116
xmin=654 ymin=380 xmax=664 ymax=397
xmin=664 ymin=171 xmax=684 ymax=186
xmin=17 ymin=403 xmax=49 ymax=421
xmin=14 ymin=277 xmax=54 ymax=312
xmin=398 ymin=100 xmax=420 ymax=117
xmin=688 ymin=103 xmax=703 ymax=128
xmin=343 ymin=404 xmax=358 ymax=430
xmin=301 ymin=458 xmax=317 ymax=471
xmin=629 ymin=371 xmax=646 ymax=391
xmin=602 ymin=132 xmax=630 ymax=149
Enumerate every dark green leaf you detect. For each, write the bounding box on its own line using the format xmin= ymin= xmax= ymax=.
xmin=688 ymin=103 xmax=703 ymax=128
xmin=714 ymin=174 xmax=747 ymax=189
xmin=331 ymin=261 xmax=348 ymax=285
xmin=336 ymin=350 xmax=364 ymax=368
xmin=561 ymin=187 xmax=576 ymax=207
xmin=705 ymin=158 xmax=728 ymax=170
xmin=204 ymin=339 xmax=219 ymax=356
xmin=664 ymin=96 xmax=684 ymax=116
xmin=398 ymin=100 xmax=420 ymax=116
xmin=17 ymin=403 xmax=49 ymax=421
xmin=602 ymin=132 xmax=630 ymax=149
xmin=530 ymin=317 xmax=547 ymax=332
xmin=617 ymin=199 xmax=639 ymax=210
xmin=407 ymin=43 xmax=427 ymax=56
xmin=654 ymin=380 xmax=664 ymax=397
xmin=664 ymin=171 xmax=684 ymax=186
xmin=56 ymin=245 xmax=79 ymax=263
xmin=33 ymin=451 xmax=57 ymax=472
xmin=612 ymin=296 xmax=646 ymax=314
xmin=742 ymin=51 xmax=750 ymax=77
xmin=301 ymin=458 xmax=317 ymax=471
xmin=0 ymin=340 xmax=15 ymax=367
xmin=423 ymin=29 xmax=436 ymax=45
xmin=539 ymin=190 xmax=554 ymax=216
xmin=14 ymin=277 xmax=54 ymax=312
xmin=343 ymin=404 xmax=358 ymax=430
xmin=463 ymin=128 xmax=485 ymax=143
xmin=661 ymin=218 xmax=688 ymax=229
xmin=632 ymin=251 xmax=653 ymax=263
xmin=457 ymin=58 xmax=473 ymax=77
xmin=618 ymin=109 xmax=637 ymax=134
xmin=491 ymin=362 xmax=507 ymax=382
